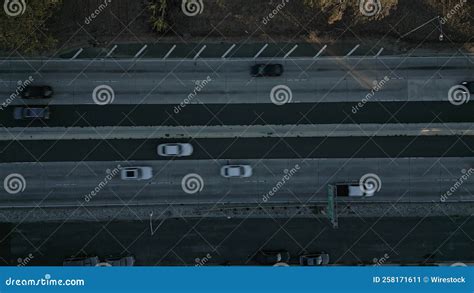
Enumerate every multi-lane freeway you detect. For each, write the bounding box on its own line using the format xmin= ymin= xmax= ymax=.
xmin=0 ymin=55 xmax=473 ymax=213
xmin=0 ymin=136 xmax=473 ymax=162
xmin=0 ymin=57 xmax=472 ymax=105
xmin=0 ymin=157 xmax=473 ymax=208
xmin=1 ymin=102 xmax=474 ymax=127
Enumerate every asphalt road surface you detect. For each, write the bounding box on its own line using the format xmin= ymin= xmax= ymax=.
xmin=0 ymin=136 xmax=473 ymax=163
xmin=0 ymin=157 xmax=472 ymax=208
xmin=1 ymin=57 xmax=472 ymax=105
xmin=1 ymin=102 xmax=474 ymax=127
xmin=1 ymin=216 xmax=472 ymax=265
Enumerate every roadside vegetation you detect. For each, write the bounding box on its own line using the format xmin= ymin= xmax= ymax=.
xmin=303 ymin=0 xmax=399 ymax=24
xmin=144 ymin=0 xmax=471 ymax=45
xmin=148 ymin=0 xmax=169 ymax=33
xmin=0 ymin=0 xmax=62 ymax=54
xmin=1 ymin=0 xmax=471 ymax=55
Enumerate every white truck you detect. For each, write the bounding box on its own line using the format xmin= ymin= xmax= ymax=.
xmin=329 ymin=182 xmax=376 ymax=197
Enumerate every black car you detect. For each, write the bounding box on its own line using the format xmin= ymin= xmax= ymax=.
xmin=299 ymin=253 xmax=330 ymax=266
xmin=63 ymin=256 xmax=99 ymax=266
xmin=255 ymin=250 xmax=290 ymax=265
xmin=105 ymin=256 xmax=135 ymax=266
xmin=251 ymin=64 xmax=283 ymax=77
xmin=21 ymin=85 xmax=53 ymax=99
xmin=461 ymin=81 xmax=474 ymax=94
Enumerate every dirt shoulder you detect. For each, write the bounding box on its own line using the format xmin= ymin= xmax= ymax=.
xmin=2 ymin=0 xmax=473 ymax=56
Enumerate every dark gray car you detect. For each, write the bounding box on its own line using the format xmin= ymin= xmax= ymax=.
xmin=63 ymin=256 xmax=99 ymax=266
xmin=251 ymin=64 xmax=283 ymax=77
xmin=13 ymin=107 xmax=50 ymax=120
xmin=255 ymin=250 xmax=290 ymax=265
xmin=21 ymin=85 xmax=53 ymax=99
xmin=299 ymin=253 xmax=330 ymax=266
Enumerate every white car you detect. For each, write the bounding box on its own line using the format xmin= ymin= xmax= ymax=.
xmin=157 ymin=143 xmax=193 ymax=157
xmin=460 ymin=81 xmax=474 ymax=94
xmin=120 ymin=167 xmax=153 ymax=180
xmin=220 ymin=165 xmax=253 ymax=178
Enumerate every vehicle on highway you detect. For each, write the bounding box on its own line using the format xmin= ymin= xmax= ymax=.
xmin=13 ymin=106 xmax=50 ymax=120
xmin=21 ymin=85 xmax=53 ymax=99
xmin=299 ymin=253 xmax=330 ymax=266
xmin=157 ymin=143 xmax=193 ymax=157
xmin=329 ymin=182 xmax=376 ymax=197
xmin=63 ymin=256 xmax=99 ymax=266
xmin=120 ymin=167 xmax=153 ymax=180
xmin=104 ymin=256 xmax=135 ymax=266
xmin=460 ymin=81 xmax=474 ymax=94
xmin=220 ymin=165 xmax=253 ymax=178
xmin=251 ymin=63 xmax=283 ymax=77
xmin=255 ymin=251 xmax=290 ymax=265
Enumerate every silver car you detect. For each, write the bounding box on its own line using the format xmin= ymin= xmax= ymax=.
xmin=120 ymin=167 xmax=153 ymax=180
xmin=157 ymin=143 xmax=193 ymax=157
xmin=220 ymin=165 xmax=253 ymax=178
